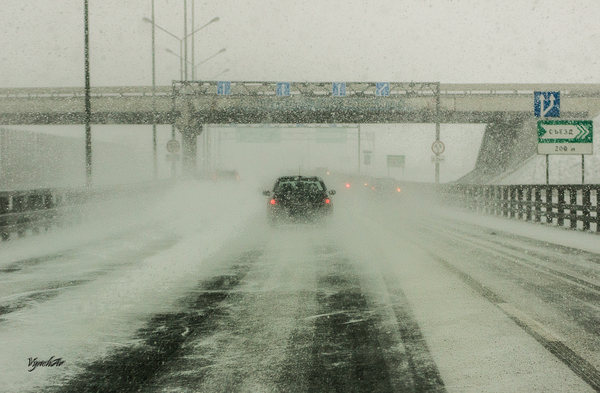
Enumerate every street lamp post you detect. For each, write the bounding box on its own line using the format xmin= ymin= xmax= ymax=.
xmin=143 ymin=10 xmax=220 ymax=179
xmin=166 ymin=47 xmax=226 ymax=80
xmin=165 ymin=48 xmax=184 ymax=81
xmin=143 ymin=15 xmax=219 ymax=81
xmin=193 ymin=48 xmax=226 ymax=74
xmin=143 ymin=17 xmax=184 ymax=80
xmin=151 ymin=0 xmax=157 ymax=179
xmin=210 ymin=68 xmax=230 ymax=80
xmin=184 ymin=0 xmax=188 ymax=81
xmin=84 ymin=0 xmax=92 ymax=187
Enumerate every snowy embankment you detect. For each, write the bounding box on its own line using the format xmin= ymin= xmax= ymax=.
xmin=491 ymin=119 xmax=600 ymax=185
xmin=428 ymin=202 xmax=600 ymax=254
xmin=0 ymin=180 xmax=262 ymax=392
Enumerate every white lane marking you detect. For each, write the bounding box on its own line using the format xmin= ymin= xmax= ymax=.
xmin=498 ymin=303 xmax=563 ymax=342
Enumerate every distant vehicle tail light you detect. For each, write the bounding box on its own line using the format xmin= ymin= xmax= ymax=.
xmin=346 ymin=183 xmax=350 ymax=188
xmin=325 ymin=199 xmax=330 ymax=204
xmin=270 ymin=199 xmax=277 ymax=205
xmin=397 ymin=187 xmax=401 ymax=192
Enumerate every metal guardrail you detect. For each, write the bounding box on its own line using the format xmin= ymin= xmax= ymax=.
xmin=0 ymin=181 xmax=173 ymax=241
xmin=0 ymin=188 xmax=81 ymax=240
xmin=442 ymin=184 xmax=600 ymax=233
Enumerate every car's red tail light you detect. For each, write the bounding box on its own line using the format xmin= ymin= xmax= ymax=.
xmin=346 ymin=183 xmax=350 ymax=188
xmin=325 ymin=199 xmax=330 ymax=204
xmin=397 ymin=187 xmax=401 ymax=192
xmin=270 ymin=199 xmax=277 ymax=205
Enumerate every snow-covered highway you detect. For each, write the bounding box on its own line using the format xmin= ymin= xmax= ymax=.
xmin=1 ymin=181 xmax=599 ymax=392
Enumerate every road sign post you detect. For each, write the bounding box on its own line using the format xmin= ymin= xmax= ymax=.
xmin=537 ymin=120 xmax=593 ymax=155
xmin=535 ymin=91 xmax=562 ymax=184
xmin=387 ymin=155 xmax=405 ymax=178
xmin=537 ymin=120 xmax=593 ymax=184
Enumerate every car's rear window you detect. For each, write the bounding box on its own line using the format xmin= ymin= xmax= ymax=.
xmin=275 ymin=180 xmax=324 ymax=192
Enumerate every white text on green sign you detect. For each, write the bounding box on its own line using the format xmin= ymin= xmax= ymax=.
xmin=537 ymin=120 xmax=593 ymax=155
xmin=537 ymin=120 xmax=592 ymax=143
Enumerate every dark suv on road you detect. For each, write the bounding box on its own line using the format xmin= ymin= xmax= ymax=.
xmin=263 ymin=176 xmax=335 ymax=225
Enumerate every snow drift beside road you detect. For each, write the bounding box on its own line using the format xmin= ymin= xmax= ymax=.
xmin=0 ymin=180 xmax=262 ymax=392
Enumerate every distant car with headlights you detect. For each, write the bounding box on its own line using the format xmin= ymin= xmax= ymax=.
xmin=369 ymin=177 xmax=402 ymax=198
xmin=342 ymin=175 xmax=372 ymax=192
xmin=263 ymin=176 xmax=335 ymax=225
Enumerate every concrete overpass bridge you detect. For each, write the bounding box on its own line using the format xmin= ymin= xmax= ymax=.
xmin=1 ymin=82 xmax=600 ymax=182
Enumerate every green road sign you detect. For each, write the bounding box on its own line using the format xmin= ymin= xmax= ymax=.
xmin=387 ymin=155 xmax=405 ymax=168
xmin=537 ymin=120 xmax=593 ymax=155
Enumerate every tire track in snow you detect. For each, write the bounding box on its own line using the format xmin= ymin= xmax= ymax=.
xmin=417 ymin=219 xmax=600 ymax=336
xmin=278 ymin=243 xmax=446 ymax=392
xmin=0 ymin=234 xmax=181 ymax=320
xmin=49 ymin=225 xmax=447 ymax=392
xmin=428 ymin=251 xmax=600 ymax=393
xmin=49 ymin=249 xmax=263 ymax=393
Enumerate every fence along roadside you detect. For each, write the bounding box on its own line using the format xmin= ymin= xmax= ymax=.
xmin=0 ymin=181 xmax=173 ymax=241
xmin=441 ymin=184 xmax=599 ymax=233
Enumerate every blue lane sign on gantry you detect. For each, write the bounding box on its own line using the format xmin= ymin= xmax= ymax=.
xmin=276 ymin=82 xmax=290 ymax=96
xmin=375 ymin=82 xmax=390 ymax=96
xmin=332 ymin=82 xmax=346 ymax=97
xmin=534 ymin=91 xmax=560 ymax=117
xmin=217 ymin=81 xmax=231 ymax=95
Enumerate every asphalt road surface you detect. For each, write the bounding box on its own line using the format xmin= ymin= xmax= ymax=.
xmin=1 ymin=185 xmax=599 ymax=392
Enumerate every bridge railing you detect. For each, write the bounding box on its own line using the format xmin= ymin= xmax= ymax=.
xmin=0 ymin=181 xmax=173 ymax=241
xmin=440 ymin=184 xmax=600 ymax=233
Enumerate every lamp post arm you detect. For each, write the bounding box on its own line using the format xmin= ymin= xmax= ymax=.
xmin=186 ymin=17 xmax=219 ymax=38
xmin=143 ymin=18 xmax=182 ymax=43
xmin=194 ymin=48 xmax=226 ymax=69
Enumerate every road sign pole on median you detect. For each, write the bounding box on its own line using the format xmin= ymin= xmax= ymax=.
xmin=435 ymin=82 xmax=440 ymax=184
xmin=357 ymin=124 xmax=361 ymax=175
xmin=582 ymin=154 xmax=585 ymax=184
xmin=546 ymin=154 xmax=549 ymax=185
xmin=537 ymin=119 xmax=593 ymax=184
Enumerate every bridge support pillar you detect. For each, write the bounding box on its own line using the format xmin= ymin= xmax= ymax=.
xmin=176 ymin=101 xmax=203 ymax=178
xmin=180 ymin=125 xmax=202 ymax=177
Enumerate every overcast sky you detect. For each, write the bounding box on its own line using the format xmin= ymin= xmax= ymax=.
xmin=2 ymin=1 xmax=600 ymax=183
xmin=2 ymin=0 xmax=600 ymax=87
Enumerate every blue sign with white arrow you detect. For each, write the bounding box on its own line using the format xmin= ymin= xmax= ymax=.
xmin=534 ymin=91 xmax=560 ymax=117
xmin=217 ymin=81 xmax=231 ymax=95
xmin=376 ymin=82 xmax=390 ymax=97
xmin=332 ymin=82 xmax=346 ymax=97
xmin=276 ymin=82 xmax=290 ymax=96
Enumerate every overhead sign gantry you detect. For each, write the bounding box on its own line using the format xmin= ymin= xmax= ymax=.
xmin=171 ymin=81 xmax=442 ymax=125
